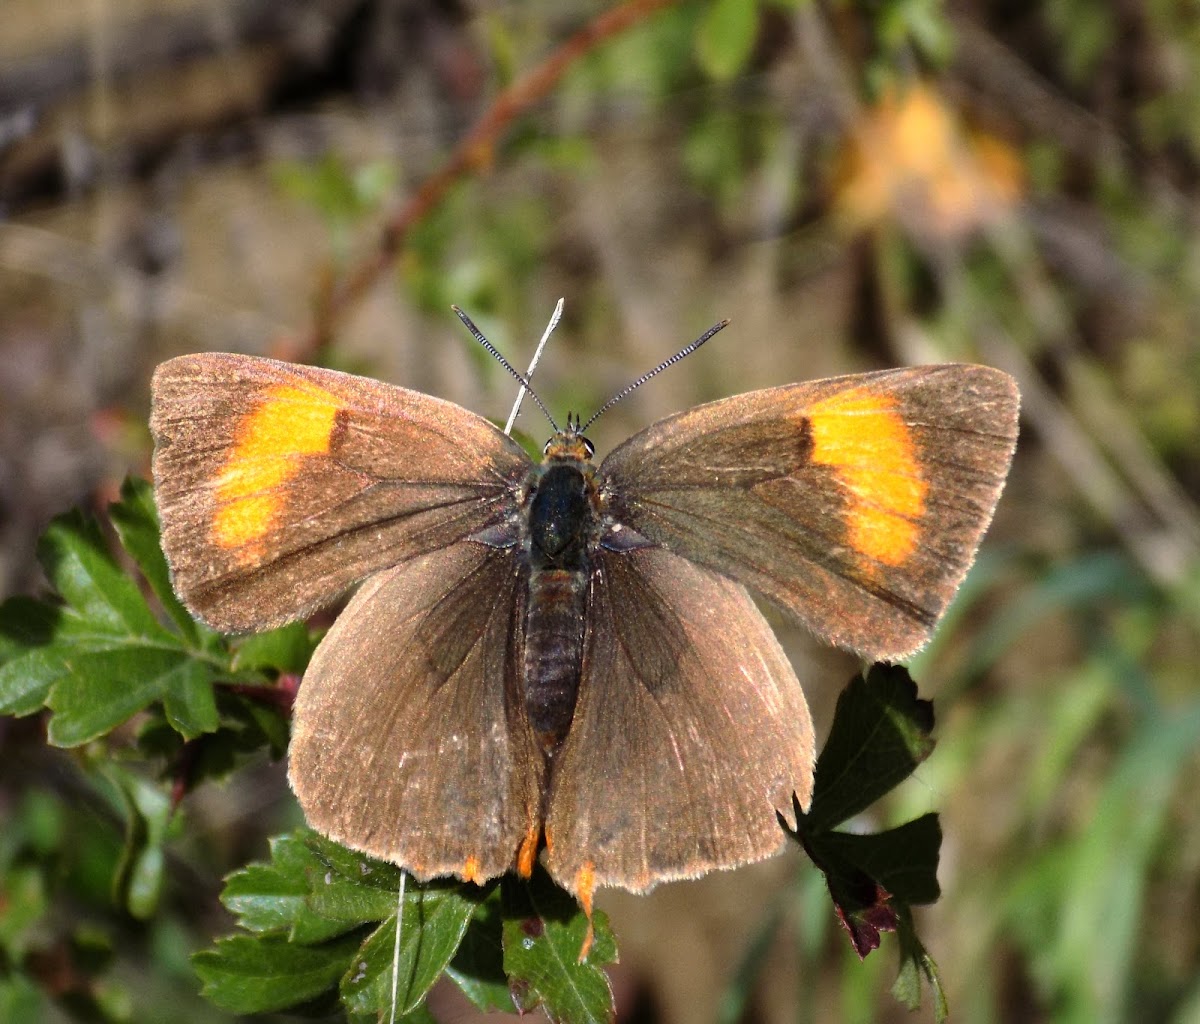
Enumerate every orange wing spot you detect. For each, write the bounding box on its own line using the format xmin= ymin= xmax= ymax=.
xmin=573 ymin=861 xmax=597 ymax=962
xmin=807 ymin=387 xmax=928 ymax=567
xmin=210 ymin=383 xmax=342 ymax=555
xmin=516 ymin=825 xmax=541 ymax=878
xmin=462 ymin=856 xmax=483 ymax=884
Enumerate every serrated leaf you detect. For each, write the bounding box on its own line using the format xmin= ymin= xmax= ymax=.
xmin=46 ymin=646 xmax=199 ymax=746
xmin=193 ymin=932 xmax=364 ymax=1013
xmin=501 ymin=868 xmax=617 ymax=1024
xmin=222 ymin=833 xmax=353 ymax=944
xmin=695 ymin=0 xmax=759 ymax=81
xmin=340 ymin=882 xmax=479 ymax=1017
xmin=211 ymin=832 xmax=485 ymax=1019
xmin=803 ymin=664 xmax=935 ymax=832
xmin=160 ymin=660 xmax=219 ymax=738
xmin=0 ymin=597 xmax=121 ymax=717
xmin=0 ymin=641 xmax=71 ymax=716
xmin=446 ymin=889 xmax=511 ymax=1012
xmin=781 ymin=670 xmax=943 ymax=969
xmin=308 ymin=875 xmax=409 ymax=925
xmin=809 ymin=814 xmax=942 ymax=907
xmin=37 ymin=509 xmax=167 ymax=639
xmin=3 ymin=497 xmax=234 ymax=745
xmin=892 ymin=906 xmax=948 ymax=1022
xmin=304 ymin=831 xmax=404 ymax=890
xmin=109 ymin=477 xmax=199 ymax=641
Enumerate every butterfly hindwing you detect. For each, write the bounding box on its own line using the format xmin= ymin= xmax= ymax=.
xmin=288 ymin=541 xmax=544 ymax=883
xmin=543 ymin=545 xmax=814 ymax=896
xmin=598 ymin=364 xmax=1019 ymax=660
xmin=151 ymin=353 xmax=530 ymax=631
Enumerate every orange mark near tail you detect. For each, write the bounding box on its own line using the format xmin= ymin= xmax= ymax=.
xmin=516 ymin=825 xmax=541 ymax=878
xmin=574 ymin=861 xmax=596 ymax=962
xmin=462 ymin=856 xmax=483 ymax=884
xmin=210 ymin=384 xmax=341 ymax=557
xmin=807 ymin=388 xmax=927 ymax=567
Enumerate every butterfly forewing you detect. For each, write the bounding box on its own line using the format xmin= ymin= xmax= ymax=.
xmin=288 ymin=542 xmax=544 ymax=883
xmin=598 ymin=364 xmax=1019 ymax=660
xmin=151 ymin=353 xmax=530 ymax=632
xmin=544 ymin=546 xmax=815 ymax=895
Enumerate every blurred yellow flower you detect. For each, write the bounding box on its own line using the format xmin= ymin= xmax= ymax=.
xmin=836 ymin=83 xmax=1024 ymax=241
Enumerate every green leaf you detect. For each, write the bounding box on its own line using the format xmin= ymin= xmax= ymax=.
xmin=160 ymin=659 xmax=219 ymax=738
xmin=446 ymin=888 xmax=511 ymax=1012
xmin=308 ymin=872 xmax=410 ymax=926
xmin=100 ymin=763 xmax=172 ymax=919
xmin=0 ymin=596 xmax=59 ymax=655
xmin=193 ymin=932 xmax=364 ymax=1013
xmin=108 ymin=477 xmax=199 ymax=641
xmin=809 ymin=814 xmax=942 ymax=906
xmin=0 ymin=598 xmax=70 ymax=714
xmin=304 ymin=830 xmax=405 ymax=890
xmin=232 ymin=621 xmax=319 ymax=675
xmin=694 ymin=0 xmax=760 ymax=81
xmin=803 ymin=664 xmax=935 ymax=832
xmin=0 ymin=491 xmax=237 ymax=745
xmin=209 ymin=831 xmax=488 ymax=1019
xmin=339 ymin=882 xmax=479 ymax=1018
xmin=37 ymin=508 xmax=167 ymax=639
xmin=222 ymin=832 xmax=357 ymax=944
xmin=780 ymin=667 xmax=944 ymax=993
xmin=795 ymin=814 xmax=942 ymax=958
xmin=501 ymin=867 xmax=617 ymax=1024
xmin=892 ymin=906 xmax=948 ymax=1022
xmin=46 ymin=646 xmax=200 ymax=746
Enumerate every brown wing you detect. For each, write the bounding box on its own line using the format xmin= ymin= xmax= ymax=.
xmin=543 ymin=546 xmax=814 ymax=897
xmin=288 ymin=541 xmax=544 ymax=884
xmin=151 ymin=353 xmax=530 ymax=631
xmin=598 ymin=364 xmax=1019 ymax=660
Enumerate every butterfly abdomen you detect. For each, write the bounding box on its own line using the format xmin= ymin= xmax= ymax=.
xmin=523 ymin=458 xmax=598 ymax=756
xmin=524 ymin=567 xmax=587 ymax=755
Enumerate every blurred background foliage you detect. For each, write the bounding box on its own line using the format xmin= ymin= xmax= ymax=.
xmin=1 ymin=0 xmax=1199 ymax=1021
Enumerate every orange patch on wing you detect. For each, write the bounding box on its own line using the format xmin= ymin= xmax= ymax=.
xmin=462 ymin=855 xmax=483 ymax=884
xmin=210 ymin=383 xmax=342 ymax=557
xmin=807 ymin=387 xmax=928 ymax=567
xmin=573 ymin=861 xmax=597 ymax=962
xmin=516 ymin=824 xmax=540 ymax=878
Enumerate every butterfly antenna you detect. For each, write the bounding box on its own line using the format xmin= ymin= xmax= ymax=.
xmin=452 ymin=305 xmax=560 ymax=433
xmin=579 ymin=319 xmax=730 ymax=433
xmin=505 ymin=297 xmax=563 ymax=436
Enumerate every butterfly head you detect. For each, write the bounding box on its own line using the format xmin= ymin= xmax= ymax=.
xmin=542 ymin=412 xmax=596 ymax=463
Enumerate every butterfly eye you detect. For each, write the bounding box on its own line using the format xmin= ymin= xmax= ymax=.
xmin=542 ymin=438 xmax=554 ymax=456
xmin=582 ymin=437 xmax=595 ymax=459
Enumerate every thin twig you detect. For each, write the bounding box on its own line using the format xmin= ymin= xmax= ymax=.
xmin=293 ymin=0 xmax=680 ymax=354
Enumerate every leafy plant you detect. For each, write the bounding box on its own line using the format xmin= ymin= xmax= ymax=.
xmin=0 ymin=482 xmax=947 ymax=1021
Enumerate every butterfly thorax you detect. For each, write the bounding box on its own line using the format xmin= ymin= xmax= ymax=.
xmin=522 ymin=447 xmax=600 ymax=760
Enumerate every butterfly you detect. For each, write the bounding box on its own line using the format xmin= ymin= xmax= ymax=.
xmin=150 ymin=314 xmax=1019 ymax=920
